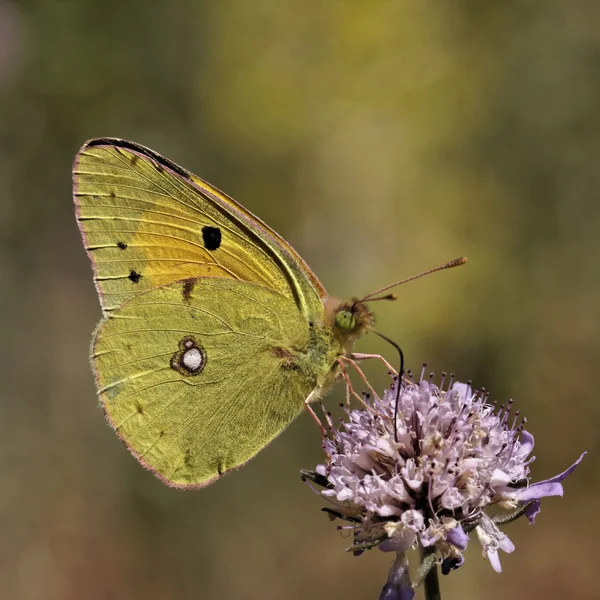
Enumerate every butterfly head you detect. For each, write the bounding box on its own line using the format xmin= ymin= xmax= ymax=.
xmin=327 ymin=257 xmax=469 ymax=349
xmin=329 ymin=299 xmax=374 ymax=346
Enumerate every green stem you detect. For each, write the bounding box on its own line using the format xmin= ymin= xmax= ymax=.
xmin=421 ymin=547 xmax=441 ymax=600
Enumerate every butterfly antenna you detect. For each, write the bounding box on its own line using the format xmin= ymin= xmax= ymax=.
xmin=361 ymin=257 xmax=467 ymax=303
xmin=368 ymin=328 xmax=404 ymax=443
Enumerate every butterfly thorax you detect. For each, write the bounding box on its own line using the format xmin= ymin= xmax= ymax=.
xmin=280 ymin=297 xmax=373 ymax=395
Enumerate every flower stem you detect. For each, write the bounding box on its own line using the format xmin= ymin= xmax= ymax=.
xmin=421 ymin=547 xmax=441 ymax=600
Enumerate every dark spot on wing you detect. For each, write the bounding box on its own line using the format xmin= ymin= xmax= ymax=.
xmin=159 ymin=430 xmax=165 ymax=437
xmin=273 ymin=346 xmax=298 ymax=370
xmin=130 ymin=154 xmax=139 ymax=166
xmin=117 ymin=241 xmax=128 ymax=250
xmin=110 ymin=191 xmax=116 ymax=199
xmin=202 ymin=226 xmax=221 ymax=251
xmin=135 ymin=401 xmax=144 ymax=415
xmin=273 ymin=347 xmax=291 ymax=359
xmin=182 ymin=278 xmax=195 ymax=303
xmin=217 ymin=461 xmax=224 ymax=476
xmin=128 ymin=269 xmax=142 ymax=283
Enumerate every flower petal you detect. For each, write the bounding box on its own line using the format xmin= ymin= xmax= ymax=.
xmin=486 ymin=531 xmax=515 ymax=573
xmin=452 ymin=382 xmax=472 ymax=400
xmin=525 ymin=500 xmax=541 ymax=524
xmin=379 ymin=552 xmax=415 ymax=600
xmin=476 ymin=515 xmax=514 ymax=573
xmin=487 ymin=547 xmax=503 ymax=573
xmin=510 ymin=452 xmax=586 ymax=502
xmin=447 ymin=525 xmax=469 ymax=551
xmin=498 ymin=534 xmax=515 ymax=554
xmin=379 ymin=530 xmax=416 ymax=553
xmin=516 ymin=430 xmax=535 ymax=459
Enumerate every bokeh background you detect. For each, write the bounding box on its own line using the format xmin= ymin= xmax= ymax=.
xmin=1 ymin=1 xmax=598 ymax=599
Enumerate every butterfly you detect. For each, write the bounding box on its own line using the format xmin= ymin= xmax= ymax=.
xmin=73 ymin=138 xmax=465 ymax=488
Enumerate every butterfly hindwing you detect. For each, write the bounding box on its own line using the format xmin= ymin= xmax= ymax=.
xmin=93 ymin=277 xmax=317 ymax=488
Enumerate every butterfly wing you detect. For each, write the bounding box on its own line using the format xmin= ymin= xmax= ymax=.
xmin=73 ymin=138 xmax=326 ymax=317
xmin=93 ymin=277 xmax=318 ymax=488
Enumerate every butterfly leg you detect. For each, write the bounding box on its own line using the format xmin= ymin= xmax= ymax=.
xmin=344 ymin=372 xmax=352 ymax=409
xmin=337 ymin=362 xmax=367 ymax=409
xmin=350 ymin=353 xmax=397 ymax=375
xmin=331 ymin=359 xmax=353 ymax=409
xmin=318 ymin=399 xmax=337 ymax=435
xmin=304 ymin=390 xmax=327 ymax=437
xmin=338 ymin=355 xmax=380 ymax=400
xmin=336 ymin=358 xmax=386 ymax=420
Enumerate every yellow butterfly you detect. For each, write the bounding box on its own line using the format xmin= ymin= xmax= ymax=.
xmin=73 ymin=138 xmax=464 ymax=488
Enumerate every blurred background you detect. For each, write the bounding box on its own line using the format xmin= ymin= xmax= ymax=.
xmin=0 ymin=1 xmax=598 ymax=599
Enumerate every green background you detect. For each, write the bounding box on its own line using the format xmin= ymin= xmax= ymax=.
xmin=0 ymin=1 xmax=597 ymax=599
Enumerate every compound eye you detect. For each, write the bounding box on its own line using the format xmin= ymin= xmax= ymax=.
xmin=335 ymin=310 xmax=356 ymax=331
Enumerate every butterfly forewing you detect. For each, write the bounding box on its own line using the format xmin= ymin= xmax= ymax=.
xmin=73 ymin=139 xmax=325 ymax=317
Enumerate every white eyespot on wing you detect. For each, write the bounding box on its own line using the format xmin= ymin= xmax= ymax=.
xmin=182 ymin=347 xmax=203 ymax=372
xmin=171 ymin=336 xmax=207 ymax=377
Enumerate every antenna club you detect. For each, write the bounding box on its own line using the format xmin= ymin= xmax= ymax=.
xmin=360 ymin=256 xmax=468 ymax=302
xmin=363 ymin=292 xmax=398 ymax=303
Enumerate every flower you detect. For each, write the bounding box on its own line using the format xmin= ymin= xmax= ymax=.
xmin=302 ymin=368 xmax=586 ymax=584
